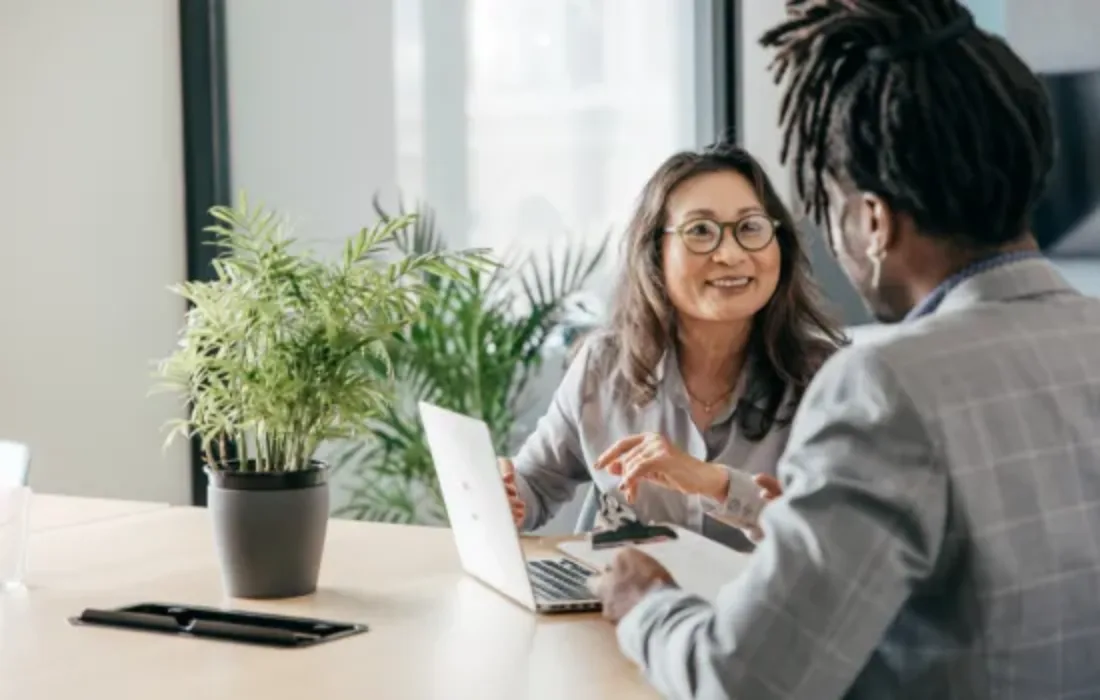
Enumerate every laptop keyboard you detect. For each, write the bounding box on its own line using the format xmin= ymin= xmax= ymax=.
xmin=526 ymin=558 xmax=599 ymax=604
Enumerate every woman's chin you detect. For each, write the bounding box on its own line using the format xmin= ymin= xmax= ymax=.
xmin=686 ymin=299 xmax=766 ymax=325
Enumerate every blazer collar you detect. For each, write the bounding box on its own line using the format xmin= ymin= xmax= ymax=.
xmin=935 ymin=257 xmax=1078 ymax=316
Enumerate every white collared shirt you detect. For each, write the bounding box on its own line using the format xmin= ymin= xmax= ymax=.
xmin=512 ymin=331 xmax=792 ymax=544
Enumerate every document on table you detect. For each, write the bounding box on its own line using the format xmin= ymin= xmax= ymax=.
xmin=557 ymin=525 xmax=752 ymax=603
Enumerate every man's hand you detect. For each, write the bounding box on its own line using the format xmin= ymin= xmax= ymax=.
xmin=594 ymin=432 xmax=729 ymax=503
xmin=590 ymin=548 xmax=676 ymax=623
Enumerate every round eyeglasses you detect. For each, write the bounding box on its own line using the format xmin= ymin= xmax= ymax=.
xmin=665 ymin=214 xmax=779 ymax=255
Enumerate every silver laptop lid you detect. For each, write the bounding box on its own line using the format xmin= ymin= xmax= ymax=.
xmin=418 ymin=402 xmax=537 ymax=611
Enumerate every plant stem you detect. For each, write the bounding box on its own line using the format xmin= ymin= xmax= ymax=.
xmin=237 ymin=432 xmax=249 ymax=470
xmin=287 ymin=433 xmax=298 ymax=471
xmin=255 ymin=426 xmax=265 ymax=472
xmin=265 ymin=429 xmax=277 ymax=472
xmin=218 ymin=433 xmax=229 ymax=470
xmin=260 ymin=428 xmax=269 ymax=472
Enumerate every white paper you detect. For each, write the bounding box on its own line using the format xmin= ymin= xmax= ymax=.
xmin=723 ymin=468 xmax=767 ymax=526
xmin=0 ymin=486 xmax=31 ymax=586
xmin=558 ymin=525 xmax=752 ymax=603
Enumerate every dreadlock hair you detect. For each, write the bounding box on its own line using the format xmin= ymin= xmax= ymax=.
xmin=761 ymin=0 xmax=1055 ymax=249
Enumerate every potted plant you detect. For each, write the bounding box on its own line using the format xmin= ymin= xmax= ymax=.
xmin=331 ymin=198 xmax=607 ymax=524
xmin=155 ymin=196 xmax=490 ymax=598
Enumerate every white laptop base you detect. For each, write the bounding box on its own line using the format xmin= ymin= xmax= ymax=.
xmin=418 ymin=402 xmax=601 ymax=614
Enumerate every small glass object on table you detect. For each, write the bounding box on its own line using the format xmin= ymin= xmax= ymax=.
xmin=0 ymin=485 xmax=30 ymax=591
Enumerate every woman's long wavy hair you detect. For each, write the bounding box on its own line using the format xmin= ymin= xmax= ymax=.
xmin=610 ymin=144 xmax=847 ymax=440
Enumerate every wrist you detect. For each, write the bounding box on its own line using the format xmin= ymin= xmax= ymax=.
xmin=703 ymin=462 xmax=730 ymax=502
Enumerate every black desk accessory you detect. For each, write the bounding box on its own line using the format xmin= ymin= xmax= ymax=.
xmin=588 ymin=487 xmax=678 ymax=550
xmin=590 ymin=518 xmax=678 ymax=550
xmin=69 ymin=602 xmax=368 ymax=648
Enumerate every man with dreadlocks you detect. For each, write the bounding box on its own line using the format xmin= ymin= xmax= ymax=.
xmin=591 ymin=1 xmax=1100 ymax=698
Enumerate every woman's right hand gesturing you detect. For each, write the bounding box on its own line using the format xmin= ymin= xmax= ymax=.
xmin=498 ymin=458 xmax=526 ymax=528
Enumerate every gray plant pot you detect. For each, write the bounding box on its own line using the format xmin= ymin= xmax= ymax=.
xmin=206 ymin=463 xmax=329 ymax=599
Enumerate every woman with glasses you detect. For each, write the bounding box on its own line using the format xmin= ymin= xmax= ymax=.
xmin=499 ymin=143 xmax=846 ymax=549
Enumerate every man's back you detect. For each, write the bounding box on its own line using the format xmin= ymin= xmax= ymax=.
xmin=614 ymin=259 xmax=1100 ymax=699
xmin=859 ymin=259 xmax=1100 ymax=696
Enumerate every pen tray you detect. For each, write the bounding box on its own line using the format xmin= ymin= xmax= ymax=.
xmin=69 ymin=602 xmax=368 ymax=648
xmin=590 ymin=521 xmax=678 ymax=549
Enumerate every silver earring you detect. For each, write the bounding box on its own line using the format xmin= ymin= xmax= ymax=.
xmin=869 ymin=251 xmax=884 ymax=290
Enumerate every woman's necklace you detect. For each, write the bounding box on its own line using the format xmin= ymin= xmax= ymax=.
xmin=684 ymin=384 xmax=737 ymax=414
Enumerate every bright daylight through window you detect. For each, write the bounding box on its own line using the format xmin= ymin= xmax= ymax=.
xmin=393 ymin=0 xmax=712 ymax=299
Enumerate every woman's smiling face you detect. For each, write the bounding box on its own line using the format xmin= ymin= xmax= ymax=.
xmin=660 ymin=169 xmax=782 ymax=327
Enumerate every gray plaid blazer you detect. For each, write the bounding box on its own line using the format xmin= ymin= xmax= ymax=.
xmin=616 ymin=257 xmax=1100 ymax=699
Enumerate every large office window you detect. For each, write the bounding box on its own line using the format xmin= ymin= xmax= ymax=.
xmin=394 ymin=0 xmax=714 ymax=276
xmin=188 ymin=0 xmax=729 ymax=503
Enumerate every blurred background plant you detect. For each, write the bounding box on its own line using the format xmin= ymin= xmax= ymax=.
xmin=330 ymin=197 xmax=608 ymax=524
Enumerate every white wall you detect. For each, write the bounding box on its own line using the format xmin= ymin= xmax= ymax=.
xmin=0 ymin=0 xmax=190 ymax=503
xmin=225 ymin=0 xmax=398 ymax=258
xmin=1005 ymin=0 xmax=1100 ymax=73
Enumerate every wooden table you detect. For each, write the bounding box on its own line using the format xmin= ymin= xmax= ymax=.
xmin=28 ymin=493 xmax=168 ymax=533
xmin=2 ymin=499 xmax=657 ymax=699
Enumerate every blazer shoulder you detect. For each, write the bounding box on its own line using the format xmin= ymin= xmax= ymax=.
xmin=829 ymin=324 xmax=964 ymax=422
xmin=809 ymin=338 xmax=917 ymax=407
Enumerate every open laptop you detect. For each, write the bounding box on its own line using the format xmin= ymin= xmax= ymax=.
xmin=418 ymin=402 xmax=601 ymax=613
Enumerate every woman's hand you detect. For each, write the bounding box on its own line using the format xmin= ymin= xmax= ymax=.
xmin=594 ymin=433 xmax=728 ymax=503
xmin=498 ymin=458 xmax=526 ymax=528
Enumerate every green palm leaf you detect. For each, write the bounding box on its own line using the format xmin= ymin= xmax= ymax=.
xmin=331 ymin=197 xmax=608 ymax=525
xmin=153 ymin=194 xmax=493 ymax=475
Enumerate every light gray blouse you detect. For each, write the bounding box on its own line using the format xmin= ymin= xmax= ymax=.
xmin=512 ymin=332 xmax=793 ymax=546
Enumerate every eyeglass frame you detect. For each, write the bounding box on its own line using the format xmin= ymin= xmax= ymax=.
xmin=662 ymin=214 xmax=781 ymax=255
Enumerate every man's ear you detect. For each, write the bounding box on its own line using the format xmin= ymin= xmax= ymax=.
xmin=861 ymin=192 xmax=896 ymax=255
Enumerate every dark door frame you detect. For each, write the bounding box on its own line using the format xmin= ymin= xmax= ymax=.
xmin=719 ymin=0 xmax=741 ymax=142
xmin=178 ymin=0 xmax=231 ymax=506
